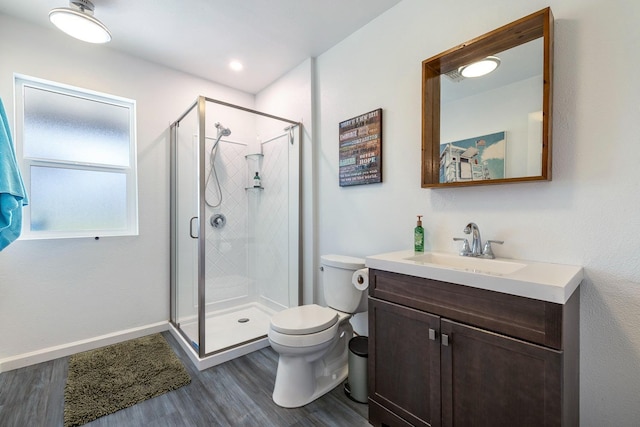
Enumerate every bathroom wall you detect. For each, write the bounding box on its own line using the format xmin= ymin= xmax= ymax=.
xmin=310 ymin=0 xmax=640 ymax=425
xmin=0 ymin=14 xmax=255 ymax=364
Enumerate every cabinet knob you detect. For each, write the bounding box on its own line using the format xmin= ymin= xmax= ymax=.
xmin=428 ymin=328 xmax=437 ymax=341
xmin=442 ymin=334 xmax=450 ymax=346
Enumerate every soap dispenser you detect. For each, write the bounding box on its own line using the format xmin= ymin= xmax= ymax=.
xmin=414 ymin=215 xmax=425 ymax=252
xmin=253 ymin=171 xmax=261 ymax=188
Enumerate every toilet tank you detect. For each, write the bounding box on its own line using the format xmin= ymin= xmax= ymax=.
xmin=321 ymin=254 xmax=367 ymax=314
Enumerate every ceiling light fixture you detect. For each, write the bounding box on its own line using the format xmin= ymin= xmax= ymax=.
xmin=458 ymin=56 xmax=501 ymax=78
xmin=229 ymin=61 xmax=244 ymax=72
xmin=49 ymin=0 xmax=111 ymax=44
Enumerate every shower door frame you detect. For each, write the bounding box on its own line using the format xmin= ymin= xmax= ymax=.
xmin=170 ymin=96 xmax=302 ymax=359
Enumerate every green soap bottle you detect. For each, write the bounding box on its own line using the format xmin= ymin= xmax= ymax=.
xmin=414 ymin=215 xmax=425 ymax=252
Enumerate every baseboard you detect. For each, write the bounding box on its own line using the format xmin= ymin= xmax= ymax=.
xmin=0 ymin=321 xmax=170 ymax=373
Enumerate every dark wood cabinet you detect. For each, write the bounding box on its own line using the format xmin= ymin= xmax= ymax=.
xmin=369 ymin=298 xmax=439 ymax=427
xmin=368 ymin=269 xmax=579 ymax=427
xmin=440 ymin=319 xmax=562 ymax=427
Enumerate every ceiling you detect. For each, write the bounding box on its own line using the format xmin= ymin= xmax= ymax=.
xmin=0 ymin=0 xmax=402 ymax=94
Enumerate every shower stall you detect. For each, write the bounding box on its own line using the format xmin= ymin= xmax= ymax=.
xmin=169 ymin=96 xmax=301 ymax=370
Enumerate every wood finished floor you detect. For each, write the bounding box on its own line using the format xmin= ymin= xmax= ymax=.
xmin=0 ymin=331 xmax=370 ymax=427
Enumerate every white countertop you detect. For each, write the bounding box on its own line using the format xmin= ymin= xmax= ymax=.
xmin=365 ymin=250 xmax=583 ymax=304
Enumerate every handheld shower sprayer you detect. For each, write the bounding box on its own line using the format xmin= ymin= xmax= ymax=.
xmin=211 ymin=122 xmax=231 ymax=151
xmin=206 ymin=122 xmax=232 ymax=208
xmin=215 ymin=122 xmax=231 ymax=138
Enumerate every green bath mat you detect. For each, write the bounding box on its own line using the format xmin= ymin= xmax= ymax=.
xmin=64 ymin=333 xmax=191 ymax=427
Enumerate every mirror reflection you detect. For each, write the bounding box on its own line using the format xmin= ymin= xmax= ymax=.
xmin=421 ymin=8 xmax=553 ymax=188
xmin=440 ymin=39 xmax=543 ymax=182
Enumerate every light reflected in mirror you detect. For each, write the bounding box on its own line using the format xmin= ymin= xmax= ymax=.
xmin=441 ymin=39 xmax=543 ymax=181
xmin=421 ymin=8 xmax=553 ymax=188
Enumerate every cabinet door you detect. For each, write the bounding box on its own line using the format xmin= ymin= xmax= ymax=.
xmin=369 ymin=298 xmax=441 ymax=427
xmin=440 ymin=319 xmax=562 ymax=427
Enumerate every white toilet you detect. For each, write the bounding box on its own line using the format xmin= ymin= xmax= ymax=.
xmin=268 ymin=254 xmax=368 ymax=408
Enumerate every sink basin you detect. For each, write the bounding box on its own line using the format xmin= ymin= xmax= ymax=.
xmin=404 ymin=252 xmax=526 ymax=276
xmin=366 ymin=250 xmax=583 ymax=304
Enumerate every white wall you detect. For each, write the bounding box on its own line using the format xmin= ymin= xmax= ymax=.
xmin=0 ymin=15 xmax=254 ymax=362
xmin=312 ymin=0 xmax=640 ymax=424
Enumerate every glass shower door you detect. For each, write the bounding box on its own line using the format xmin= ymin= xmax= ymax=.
xmin=171 ymin=96 xmax=300 ymax=366
xmin=171 ymin=105 xmax=201 ymax=354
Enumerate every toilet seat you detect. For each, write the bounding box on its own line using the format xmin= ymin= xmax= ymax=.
xmin=270 ymin=304 xmax=338 ymax=335
xmin=269 ymin=321 xmax=340 ymax=348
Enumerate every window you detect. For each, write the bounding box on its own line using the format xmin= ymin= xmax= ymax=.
xmin=14 ymin=75 xmax=138 ymax=239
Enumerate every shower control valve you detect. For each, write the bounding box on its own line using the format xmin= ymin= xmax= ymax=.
xmin=210 ymin=213 xmax=226 ymax=229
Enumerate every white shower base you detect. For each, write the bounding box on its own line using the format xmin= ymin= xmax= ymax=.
xmin=171 ymin=303 xmax=275 ymax=371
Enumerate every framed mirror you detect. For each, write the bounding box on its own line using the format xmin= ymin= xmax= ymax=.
xmin=421 ymin=8 xmax=553 ymax=188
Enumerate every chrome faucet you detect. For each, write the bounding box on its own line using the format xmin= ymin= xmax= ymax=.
xmin=453 ymin=222 xmax=504 ymax=259
xmin=464 ymin=222 xmax=483 ymax=256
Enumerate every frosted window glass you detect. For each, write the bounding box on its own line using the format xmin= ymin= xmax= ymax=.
xmin=16 ymin=75 xmax=138 ymax=239
xmin=30 ymin=166 xmax=127 ymax=232
xmin=23 ymin=86 xmax=130 ymax=167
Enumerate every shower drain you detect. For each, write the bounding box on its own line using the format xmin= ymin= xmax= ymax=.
xmin=238 ymin=318 xmax=250 ymax=323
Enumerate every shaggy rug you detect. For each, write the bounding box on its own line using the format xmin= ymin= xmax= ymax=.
xmin=64 ymin=333 xmax=191 ymax=427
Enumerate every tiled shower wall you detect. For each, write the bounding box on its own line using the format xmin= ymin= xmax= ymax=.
xmin=203 ymin=133 xmax=291 ymax=312
xmin=204 ymin=138 xmax=250 ymax=308
xmin=254 ymin=134 xmax=290 ymax=310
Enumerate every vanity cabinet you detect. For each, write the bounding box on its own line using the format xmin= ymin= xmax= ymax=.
xmin=368 ymin=269 xmax=579 ymax=427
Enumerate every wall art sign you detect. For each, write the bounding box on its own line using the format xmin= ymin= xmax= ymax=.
xmin=439 ymin=131 xmax=506 ymax=183
xmin=338 ymin=108 xmax=383 ymax=186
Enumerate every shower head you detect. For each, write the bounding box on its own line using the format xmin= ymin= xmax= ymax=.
xmin=215 ymin=122 xmax=231 ymax=137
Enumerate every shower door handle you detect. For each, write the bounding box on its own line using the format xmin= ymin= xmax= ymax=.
xmin=189 ymin=217 xmax=198 ymax=239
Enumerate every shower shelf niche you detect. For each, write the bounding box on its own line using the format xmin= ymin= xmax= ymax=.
xmin=245 ymin=153 xmax=264 ymax=191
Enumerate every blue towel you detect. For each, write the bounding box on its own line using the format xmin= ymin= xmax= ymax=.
xmin=0 ymin=97 xmax=28 ymax=251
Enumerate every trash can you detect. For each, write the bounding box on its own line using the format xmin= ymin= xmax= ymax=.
xmin=345 ymin=336 xmax=368 ymax=403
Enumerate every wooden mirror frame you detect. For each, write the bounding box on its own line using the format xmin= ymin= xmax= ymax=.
xmin=421 ymin=8 xmax=553 ymax=188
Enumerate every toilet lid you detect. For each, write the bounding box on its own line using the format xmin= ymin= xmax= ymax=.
xmin=270 ymin=304 xmax=339 ymax=335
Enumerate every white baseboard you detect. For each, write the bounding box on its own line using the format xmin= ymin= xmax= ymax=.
xmin=0 ymin=321 xmax=170 ymax=373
